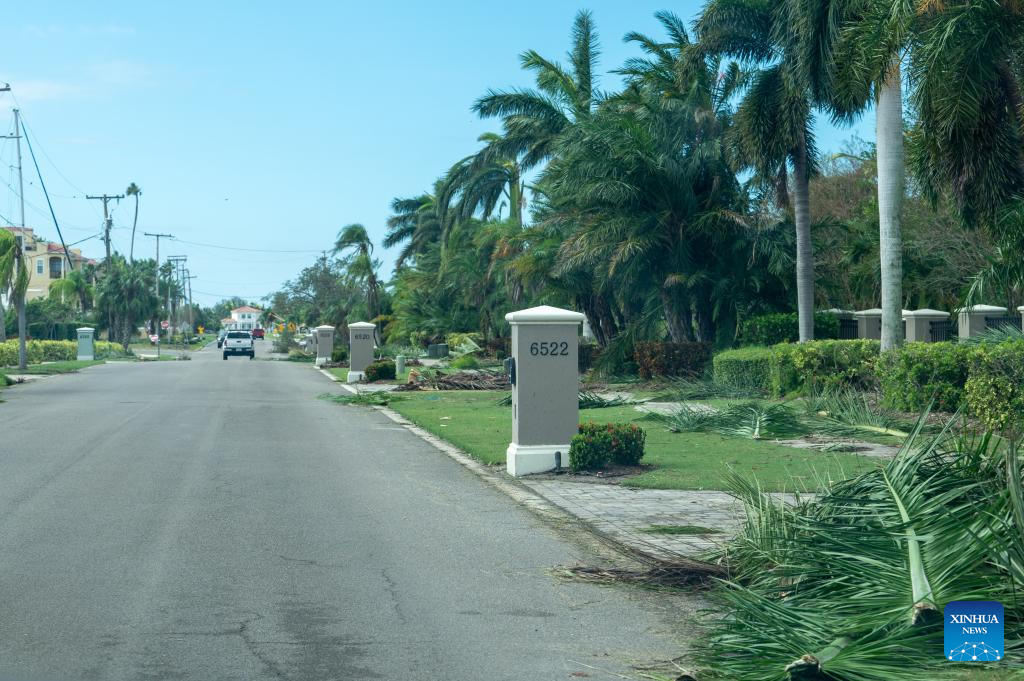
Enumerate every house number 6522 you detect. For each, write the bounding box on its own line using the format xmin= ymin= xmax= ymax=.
xmin=529 ymin=341 xmax=569 ymax=356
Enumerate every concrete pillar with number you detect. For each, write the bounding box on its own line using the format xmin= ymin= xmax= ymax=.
xmin=505 ymin=305 xmax=585 ymax=477
xmin=348 ymin=322 xmax=376 ymax=383
xmin=76 ymin=327 xmax=95 ymax=361
xmin=1018 ymin=306 xmax=1024 ymax=332
xmin=314 ymin=325 xmax=334 ymax=367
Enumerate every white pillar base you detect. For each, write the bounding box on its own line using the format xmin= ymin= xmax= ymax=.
xmin=347 ymin=371 xmax=365 ymax=383
xmin=77 ymin=354 xmax=94 ymax=361
xmin=506 ymin=442 xmax=570 ymax=477
xmin=315 ymin=357 xmax=327 ymax=367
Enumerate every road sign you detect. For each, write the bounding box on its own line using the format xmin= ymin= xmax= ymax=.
xmin=160 ymin=321 xmax=170 ymax=329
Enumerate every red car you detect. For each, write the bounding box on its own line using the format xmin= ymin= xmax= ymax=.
xmin=252 ymin=328 xmax=265 ymax=339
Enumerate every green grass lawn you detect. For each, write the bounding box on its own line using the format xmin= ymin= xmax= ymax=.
xmin=0 ymin=359 xmax=105 ymax=375
xmin=386 ymin=391 xmax=882 ymax=492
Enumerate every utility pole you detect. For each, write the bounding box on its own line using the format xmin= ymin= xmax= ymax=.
xmin=86 ymin=193 xmax=124 ymax=271
xmin=183 ymin=271 xmax=197 ymax=339
xmin=0 ymin=107 xmax=30 ymax=368
xmin=168 ymin=255 xmax=187 ymax=347
xmin=144 ymin=232 xmax=173 ymax=357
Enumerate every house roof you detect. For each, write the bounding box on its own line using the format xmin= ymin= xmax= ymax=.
xmin=221 ymin=317 xmax=234 ymax=323
xmin=232 ymin=306 xmax=262 ymax=313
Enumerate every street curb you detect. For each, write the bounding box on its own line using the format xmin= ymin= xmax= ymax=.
xmin=317 ymin=366 xmax=359 ymax=394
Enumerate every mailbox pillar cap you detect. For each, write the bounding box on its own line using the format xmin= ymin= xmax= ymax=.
xmin=315 ymin=324 xmax=335 ymax=331
xmin=76 ymin=327 xmax=95 ymax=333
xmin=961 ymin=304 xmax=1008 ymax=313
xmin=1018 ymin=306 xmax=1024 ymax=312
xmin=505 ymin=305 xmax=585 ymax=325
xmin=854 ymin=308 xmax=883 ymax=317
xmin=348 ymin=321 xmax=376 ymax=330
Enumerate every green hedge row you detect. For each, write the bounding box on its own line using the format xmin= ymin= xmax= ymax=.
xmin=713 ymin=339 xmax=1024 ymax=432
xmin=737 ymin=312 xmax=840 ymax=346
xmin=714 ymin=340 xmax=880 ymax=396
xmin=0 ymin=339 xmax=125 ymax=366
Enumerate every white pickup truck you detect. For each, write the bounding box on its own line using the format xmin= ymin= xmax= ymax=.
xmin=222 ymin=331 xmax=255 ymax=360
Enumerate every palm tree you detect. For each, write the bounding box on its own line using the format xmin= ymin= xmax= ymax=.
xmin=383 ymin=190 xmax=443 ymax=268
xmin=0 ymin=230 xmax=31 ymax=368
xmin=96 ymin=257 xmax=158 ymax=350
xmin=126 ymin=183 xmax=141 ymax=263
xmin=441 ymin=133 xmax=525 ymax=229
xmin=473 ymin=9 xmax=600 ymax=171
xmin=332 ymin=224 xmax=380 ymax=321
xmin=49 ymin=269 xmax=94 ymax=312
xmin=697 ymin=0 xmax=819 ymax=342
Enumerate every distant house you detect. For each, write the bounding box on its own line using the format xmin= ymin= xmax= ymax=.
xmin=1 ymin=226 xmax=96 ymax=303
xmin=226 ymin=306 xmax=262 ymax=331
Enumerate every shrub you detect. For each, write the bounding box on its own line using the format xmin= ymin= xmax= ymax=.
xmin=634 ymin=341 xmax=712 ymax=379
xmin=0 ymin=339 xmax=125 ymax=366
xmin=273 ymin=328 xmax=296 ymax=354
xmin=712 ymin=346 xmax=774 ymax=391
xmin=877 ymin=342 xmax=975 ymax=412
xmin=965 ymin=340 xmax=1024 ymax=433
xmin=771 ymin=339 xmax=880 ymax=395
xmin=450 ymin=354 xmax=480 ymax=370
xmin=737 ymin=312 xmax=840 ymax=346
xmin=331 ymin=345 xmax=348 ymax=363
xmin=569 ymin=422 xmax=646 ymax=471
xmin=364 ymin=360 xmax=396 ymax=382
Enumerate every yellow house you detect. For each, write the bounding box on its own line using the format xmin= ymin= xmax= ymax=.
xmin=2 ymin=226 xmax=94 ymax=302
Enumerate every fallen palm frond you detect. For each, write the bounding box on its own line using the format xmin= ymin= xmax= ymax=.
xmin=648 ymin=400 xmax=806 ymax=440
xmin=318 ymin=391 xmax=403 ymax=406
xmin=554 ymin=561 xmax=725 ymax=587
xmin=957 ymin=323 xmax=1024 ymax=345
xmin=654 ymin=376 xmax=765 ymax=401
xmin=698 ymin=415 xmax=1024 ymax=680
xmin=396 ymin=368 xmax=510 ymax=391
xmin=802 ymin=387 xmax=910 ymax=439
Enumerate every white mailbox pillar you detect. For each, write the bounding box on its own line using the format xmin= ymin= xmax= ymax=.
xmin=1019 ymin=306 xmax=1024 ymax=332
xmin=505 ymin=305 xmax=584 ymax=477
xmin=348 ymin=322 xmax=376 ymax=383
xmin=314 ymin=325 xmax=334 ymax=367
xmin=76 ymin=327 xmax=95 ymax=361
xmin=903 ymin=309 xmax=949 ymax=343
xmin=854 ymin=309 xmax=882 ymax=340
xmin=958 ymin=304 xmax=1009 ymax=339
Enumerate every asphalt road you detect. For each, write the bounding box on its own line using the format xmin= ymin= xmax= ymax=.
xmin=0 ymin=345 xmax=700 ymax=681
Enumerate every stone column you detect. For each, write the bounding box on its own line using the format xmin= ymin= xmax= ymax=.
xmin=76 ymin=327 xmax=95 ymax=361
xmin=903 ymin=309 xmax=949 ymax=343
xmin=1019 ymin=306 xmax=1024 ymax=332
xmin=504 ymin=305 xmax=584 ymax=477
xmin=314 ymin=325 xmax=334 ymax=367
xmin=348 ymin=322 xmax=376 ymax=383
xmin=958 ymin=304 xmax=1009 ymax=339
xmin=854 ymin=309 xmax=882 ymax=340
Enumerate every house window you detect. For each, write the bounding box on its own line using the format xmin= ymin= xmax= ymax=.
xmin=49 ymin=257 xmax=62 ymax=279
xmin=36 ymin=258 xmax=44 ymax=275
xmin=15 ymin=235 xmax=23 ymax=249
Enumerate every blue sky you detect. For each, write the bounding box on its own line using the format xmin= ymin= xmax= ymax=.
xmin=2 ymin=1 xmax=872 ymax=307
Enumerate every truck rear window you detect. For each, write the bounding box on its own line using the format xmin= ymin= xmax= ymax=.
xmin=227 ymin=332 xmax=250 ymax=339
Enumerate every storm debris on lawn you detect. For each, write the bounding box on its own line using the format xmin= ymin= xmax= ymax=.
xmin=395 ymin=369 xmax=510 ymax=391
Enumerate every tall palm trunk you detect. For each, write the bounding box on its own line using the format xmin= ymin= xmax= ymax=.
xmin=129 ymin=194 xmax=139 ymax=263
xmin=508 ymin=166 xmax=523 ymax=228
xmin=876 ymin=63 xmax=904 ymax=352
xmin=792 ymin=136 xmax=815 ymax=343
xmin=0 ymin=298 xmax=6 ymax=342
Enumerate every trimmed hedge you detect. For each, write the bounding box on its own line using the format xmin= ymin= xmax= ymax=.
xmin=331 ymin=345 xmax=348 ymax=363
xmin=877 ymin=342 xmax=975 ymax=412
xmin=713 ymin=346 xmax=774 ymax=391
xmin=737 ymin=312 xmax=840 ymax=346
xmin=634 ymin=341 xmax=712 ymax=380
xmin=0 ymin=339 xmax=124 ymax=366
xmin=965 ymin=341 xmax=1024 ymax=433
xmin=364 ymin=360 xmax=396 ymax=382
xmin=569 ymin=422 xmax=646 ymax=471
xmin=708 ymin=340 xmax=880 ymax=396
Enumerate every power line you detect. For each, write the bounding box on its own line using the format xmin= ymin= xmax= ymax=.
xmin=169 ymin=236 xmax=323 ymax=254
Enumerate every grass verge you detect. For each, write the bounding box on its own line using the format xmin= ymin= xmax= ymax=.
xmin=0 ymin=359 xmax=105 ymax=375
xmin=386 ymin=391 xmax=881 ymax=491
